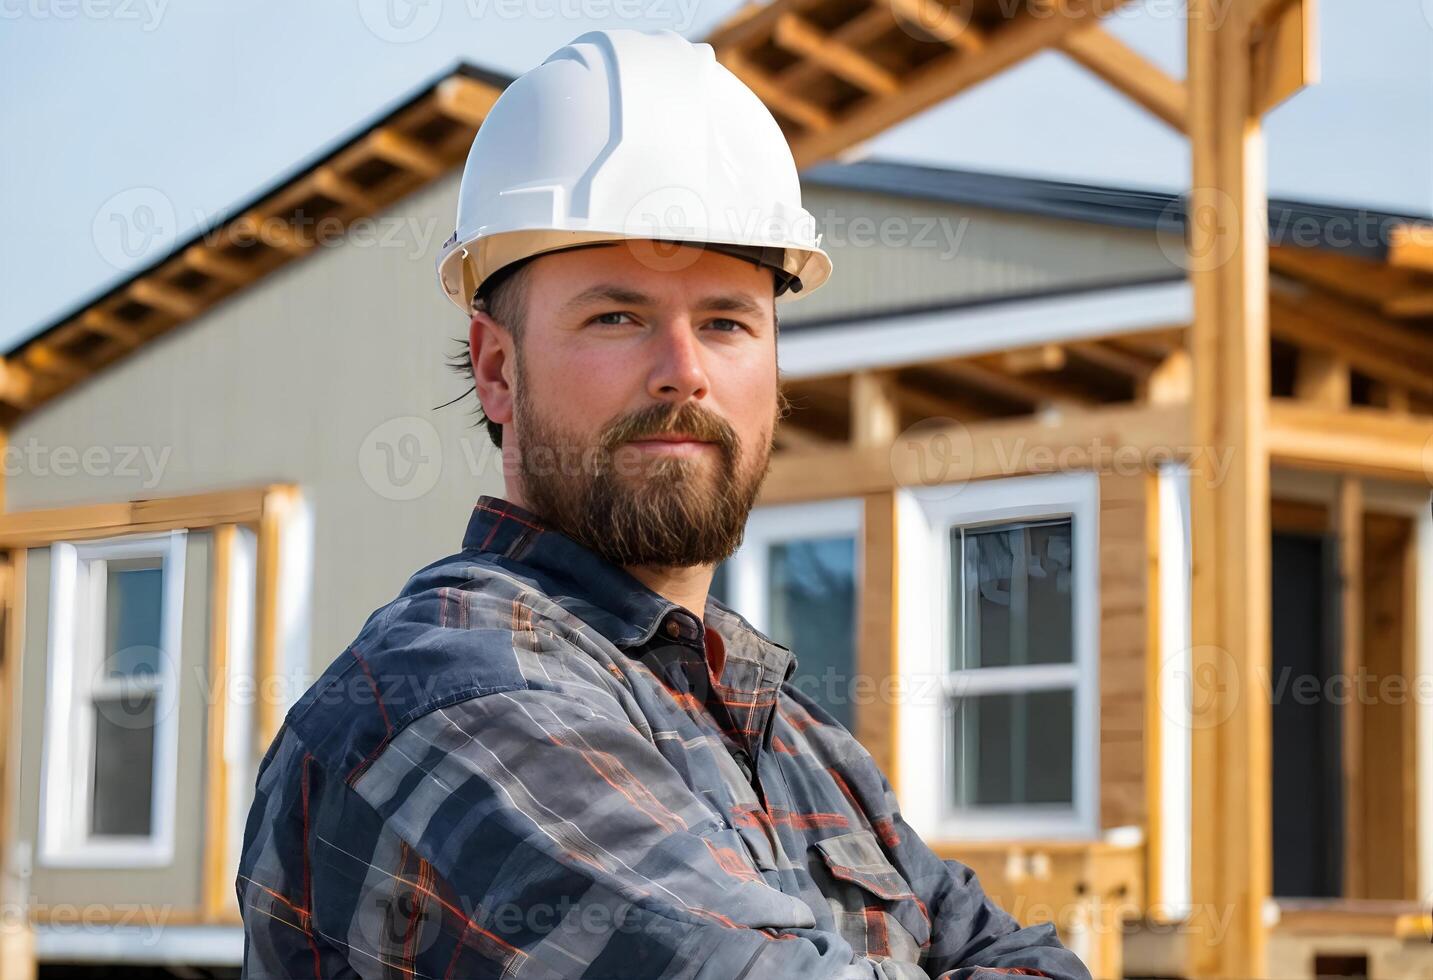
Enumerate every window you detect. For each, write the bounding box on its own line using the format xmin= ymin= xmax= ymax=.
xmin=714 ymin=499 xmax=862 ymax=730
xmin=899 ymin=473 xmax=1098 ymax=840
xmin=40 ymin=531 xmax=186 ymax=866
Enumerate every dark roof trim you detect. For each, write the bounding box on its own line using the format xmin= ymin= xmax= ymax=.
xmin=803 ymin=158 xmax=1433 ymax=263
xmin=781 ymin=271 xmax=1187 ymax=333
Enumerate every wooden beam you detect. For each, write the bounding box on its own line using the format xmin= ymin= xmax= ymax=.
xmin=1065 ymin=340 xmax=1157 ymax=380
xmin=1002 ymin=344 xmax=1067 ymax=374
xmin=182 ymin=244 xmax=257 ymax=286
xmin=434 ymin=75 xmax=502 ymax=127
xmin=928 ymin=357 xmax=1092 ymax=411
xmin=1387 ymin=222 xmax=1433 ymax=275
xmin=1269 ymin=291 xmax=1433 ymax=398
xmin=1184 ymin=1 xmax=1315 ymax=974
xmin=1267 ymin=399 xmax=1433 ymax=482
xmin=202 ymin=523 xmax=237 ymax=922
xmin=885 ymin=0 xmax=986 ymax=52
xmin=80 ymin=309 xmax=142 ymax=348
xmin=254 ymin=486 xmax=298 ymax=754
xmin=1292 ymin=349 xmax=1349 ymax=407
xmin=0 ymin=358 xmax=36 ymax=410
xmin=718 ymin=48 xmax=835 ymax=132
xmin=760 ymin=401 xmax=1189 ymax=504
xmin=856 ymin=492 xmax=900 ymax=791
xmin=1141 ymin=348 xmax=1191 ymax=405
xmin=310 ymin=167 xmax=377 ymax=213
xmin=21 ymin=345 xmax=84 ymax=382
xmin=785 ymin=0 xmax=1132 ymax=167
xmin=1058 ymin=25 xmax=1189 ymax=131
xmin=1249 ymin=0 xmax=1318 ymax=116
xmin=773 ymin=13 xmax=901 ymax=96
xmin=0 ymin=486 xmax=280 ymax=548
xmin=129 ymin=279 xmax=203 ymax=320
xmin=367 ymin=128 xmax=445 ymax=179
xmin=851 ymin=370 xmax=901 ymax=447
xmin=1335 ymin=478 xmax=1364 ymax=899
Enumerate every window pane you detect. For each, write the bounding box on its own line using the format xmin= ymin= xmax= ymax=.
xmin=91 ymin=693 xmax=156 ymax=836
xmin=948 ymin=689 xmax=1074 ymax=808
xmin=949 ymin=519 xmax=1073 ymax=671
xmin=768 ymin=537 xmax=857 ymax=730
xmin=105 ymin=557 xmax=164 ymax=678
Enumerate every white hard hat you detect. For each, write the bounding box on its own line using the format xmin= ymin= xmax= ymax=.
xmin=435 ymin=28 xmax=833 ymax=315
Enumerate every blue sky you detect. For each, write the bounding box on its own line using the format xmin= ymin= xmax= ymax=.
xmin=2 ymin=0 xmax=1430 ymax=348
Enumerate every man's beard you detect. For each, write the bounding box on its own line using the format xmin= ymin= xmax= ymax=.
xmin=513 ymin=363 xmax=777 ymax=569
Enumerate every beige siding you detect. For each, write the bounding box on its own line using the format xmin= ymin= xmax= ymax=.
xmin=785 ymin=185 xmax=1182 ymax=325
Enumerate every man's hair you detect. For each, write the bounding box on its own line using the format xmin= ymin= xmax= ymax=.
xmin=442 ymin=260 xmax=781 ymax=450
xmin=443 ymin=262 xmax=533 ymax=449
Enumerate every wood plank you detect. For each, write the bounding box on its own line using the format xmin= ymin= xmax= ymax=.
xmin=785 ymin=0 xmax=1132 ymax=166
xmin=1292 ymin=349 xmax=1349 ymax=407
xmin=0 ymin=487 xmax=276 ymax=547
xmin=1336 ymin=478 xmax=1363 ymax=898
xmin=773 ymin=13 xmax=901 ymax=96
xmin=434 ymin=75 xmax=502 ymax=127
xmin=202 ymin=524 xmax=236 ymax=921
xmin=1184 ymin=1 xmax=1313 ymax=973
xmin=254 ymin=486 xmax=297 ymax=754
xmin=1267 ymin=399 xmax=1433 ymax=482
xmin=368 ymin=128 xmax=445 ymax=178
xmin=1058 ymin=24 xmax=1188 ymax=131
xmin=761 ymin=401 xmax=1190 ymax=504
xmin=851 ymin=370 xmax=901 ymax=447
xmin=856 ymin=492 xmax=899 ymax=790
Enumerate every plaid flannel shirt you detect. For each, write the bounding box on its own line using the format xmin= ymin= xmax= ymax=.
xmin=237 ymin=495 xmax=1090 ymax=979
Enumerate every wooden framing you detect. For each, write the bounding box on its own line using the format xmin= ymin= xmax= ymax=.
xmin=1184 ymin=1 xmax=1314 ymax=975
xmin=0 ymin=71 xmax=506 ymax=420
xmin=855 ymin=493 xmax=900 ymax=791
xmin=759 ymin=401 xmax=1190 ymax=504
xmin=202 ymin=523 xmax=239 ymax=923
xmin=708 ymin=0 xmax=1135 ymax=168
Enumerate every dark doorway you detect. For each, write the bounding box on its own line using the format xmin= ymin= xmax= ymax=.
xmin=1270 ymin=530 xmax=1344 ymax=898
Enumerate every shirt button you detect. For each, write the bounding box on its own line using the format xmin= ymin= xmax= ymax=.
xmin=664 ymin=618 xmax=681 ymax=639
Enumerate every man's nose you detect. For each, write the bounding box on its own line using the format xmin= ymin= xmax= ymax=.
xmin=647 ymin=319 xmax=710 ymax=403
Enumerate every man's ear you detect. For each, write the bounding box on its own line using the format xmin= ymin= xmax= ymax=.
xmin=468 ymin=311 xmax=515 ymax=427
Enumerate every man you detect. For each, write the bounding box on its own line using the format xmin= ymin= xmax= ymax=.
xmin=237 ymin=28 xmax=1090 ymax=979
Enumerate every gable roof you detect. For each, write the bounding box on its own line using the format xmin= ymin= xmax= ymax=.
xmin=7 ymin=15 xmax=1433 ymax=423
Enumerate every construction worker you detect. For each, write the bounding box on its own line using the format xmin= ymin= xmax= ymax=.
xmin=237 ymin=28 xmax=1089 ymax=979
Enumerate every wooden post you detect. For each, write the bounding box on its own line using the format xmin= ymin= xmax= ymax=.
xmin=1186 ymin=1 xmax=1315 ymax=976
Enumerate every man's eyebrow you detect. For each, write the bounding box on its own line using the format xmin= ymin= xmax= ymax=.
xmin=558 ymin=285 xmax=769 ymax=319
xmin=558 ymin=285 xmax=653 ymax=314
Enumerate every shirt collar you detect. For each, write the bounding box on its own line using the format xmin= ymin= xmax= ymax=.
xmin=461 ymin=495 xmax=795 ymax=680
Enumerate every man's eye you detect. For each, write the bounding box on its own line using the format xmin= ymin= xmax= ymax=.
xmin=592 ymin=312 xmax=635 ymax=326
xmin=707 ymin=318 xmax=746 ymax=333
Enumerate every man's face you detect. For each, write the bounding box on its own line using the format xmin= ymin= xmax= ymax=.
xmin=507 ymin=242 xmax=783 ymax=569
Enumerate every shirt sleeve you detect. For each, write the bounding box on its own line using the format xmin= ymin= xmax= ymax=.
xmin=301 ymin=685 xmax=952 ymax=979
xmin=868 ymin=765 xmax=1092 ymax=980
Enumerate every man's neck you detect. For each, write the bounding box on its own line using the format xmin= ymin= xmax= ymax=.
xmin=623 ymin=562 xmax=714 ymax=625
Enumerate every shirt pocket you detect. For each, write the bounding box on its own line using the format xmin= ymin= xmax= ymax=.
xmin=810 ymin=828 xmax=933 ymax=963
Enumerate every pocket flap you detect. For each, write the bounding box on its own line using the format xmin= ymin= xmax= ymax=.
xmin=812 ymin=829 xmax=918 ymax=902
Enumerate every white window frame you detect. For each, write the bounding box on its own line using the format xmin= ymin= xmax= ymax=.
xmin=725 ymin=498 xmax=865 ymax=635
xmin=898 ymin=472 xmax=1099 ymax=841
xmin=38 ymin=530 xmax=186 ymax=868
